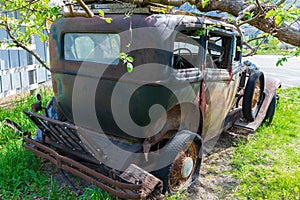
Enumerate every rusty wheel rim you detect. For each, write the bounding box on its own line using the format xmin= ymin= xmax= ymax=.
xmin=252 ymin=79 xmax=261 ymax=112
xmin=168 ymin=141 xmax=198 ymax=193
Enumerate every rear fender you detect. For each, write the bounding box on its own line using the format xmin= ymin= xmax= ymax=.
xmin=143 ymin=102 xmax=203 ymax=154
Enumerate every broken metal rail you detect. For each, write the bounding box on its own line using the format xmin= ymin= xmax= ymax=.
xmin=22 ymin=110 xmax=163 ymax=199
xmin=23 ymin=110 xmax=87 ymax=153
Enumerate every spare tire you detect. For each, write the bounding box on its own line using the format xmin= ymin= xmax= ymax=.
xmin=242 ymin=71 xmax=265 ymax=121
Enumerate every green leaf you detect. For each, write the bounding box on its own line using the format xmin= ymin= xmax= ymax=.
xmin=124 ymin=12 xmax=133 ymax=19
xmin=294 ymin=186 xmax=299 ymax=194
xmin=119 ymin=52 xmax=127 ymax=60
xmin=266 ymin=10 xmax=275 ymax=19
xmin=202 ymin=0 xmax=209 ymax=8
xmin=126 ymin=56 xmax=134 ymax=63
xmin=262 ymin=33 xmax=269 ymax=37
xmin=246 ymin=12 xmax=253 ymax=20
xmin=276 ymin=60 xmax=282 ymax=67
xmin=98 ymin=9 xmax=104 ymax=17
xmin=38 ymin=33 xmax=46 ymax=42
xmin=275 ymin=15 xmax=283 ymax=26
xmin=105 ymin=18 xmax=112 ymax=24
xmin=126 ymin=62 xmax=133 ymax=73
xmin=276 ymin=57 xmax=288 ymax=66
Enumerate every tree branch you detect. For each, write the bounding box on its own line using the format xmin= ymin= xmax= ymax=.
xmin=276 ymin=0 xmax=287 ymax=6
xmin=243 ymin=41 xmax=256 ymax=56
xmin=3 ymin=21 xmax=50 ymax=70
xmin=1 ymin=0 xmax=39 ymax=13
xmin=237 ymin=11 xmax=261 ymax=27
xmin=243 ymin=37 xmax=267 ymax=57
xmin=196 ymin=0 xmax=300 ymax=46
xmin=255 ymin=0 xmax=264 ymax=13
xmin=246 ymin=35 xmax=267 ymax=43
xmin=120 ymin=0 xmax=300 ymax=46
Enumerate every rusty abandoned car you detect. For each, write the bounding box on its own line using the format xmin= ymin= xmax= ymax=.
xmin=22 ymin=1 xmax=281 ymax=199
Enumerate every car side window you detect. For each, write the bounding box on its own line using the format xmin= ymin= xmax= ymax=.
xmin=172 ymin=31 xmax=201 ymax=69
xmin=206 ymin=32 xmax=234 ymax=69
xmin=64 ymin=33 xmax=120 ymax=65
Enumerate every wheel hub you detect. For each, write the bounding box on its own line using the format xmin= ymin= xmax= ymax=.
xmin=168 ymin=141 xmax=198 ymax=192
xmin=252 ymin=80 xmax=261 ymax=110
xmin=181 ymin=157 xmax=194 ymax=178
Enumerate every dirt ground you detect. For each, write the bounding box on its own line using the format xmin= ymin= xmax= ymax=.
xmin=185 ymin=129 xmax=251 ymax=200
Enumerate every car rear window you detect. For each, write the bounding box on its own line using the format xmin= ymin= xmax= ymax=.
xmin=64 ymin=33 xmax=120 ymax=65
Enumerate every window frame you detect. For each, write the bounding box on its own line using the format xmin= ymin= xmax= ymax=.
xmin=62 ymin=32 xmax=121 ymax=65
xmin=171 ymin=26 xmax=206 ymax=70
xmin=206 ymin=28 xmax=236 ymax=70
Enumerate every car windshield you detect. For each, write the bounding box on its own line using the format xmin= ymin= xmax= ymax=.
xmin=64 ymin=33 xmax=120 ymax=65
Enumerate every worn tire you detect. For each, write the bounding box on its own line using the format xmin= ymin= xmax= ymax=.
xmin=242 ymin=71 xmax=265 ymax=121
xmin=263 ymin=93 xmax=276 ymax=125
xmin=151 ymin=130 xmax=202 ymax=194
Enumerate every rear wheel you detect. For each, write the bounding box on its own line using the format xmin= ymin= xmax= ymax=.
xmin=152 ymin=131 xmax=202 ymax=194
xmin=242 ymin=71 xmax=265 ymax=121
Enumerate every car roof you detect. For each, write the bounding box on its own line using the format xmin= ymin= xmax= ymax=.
xmin=66 ymin=2 xmax=238 ymax=33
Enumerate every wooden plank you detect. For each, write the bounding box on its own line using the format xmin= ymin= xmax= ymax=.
xmin=120 ymin=164 xmax=163 ymax=199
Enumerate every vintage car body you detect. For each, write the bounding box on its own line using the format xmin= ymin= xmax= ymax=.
xmin=50 ymin=14 xmax=242 ymax=141
xmin=23 ymin=2 xmax=281 ymax=199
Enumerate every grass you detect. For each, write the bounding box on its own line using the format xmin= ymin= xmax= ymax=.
xmin=242 ymin=48 xmax=296 ymax=56
xmin=0 ymin=89 xmax=113 ymax=200
xmin=232 ymin=87 xmax=300 ymax=199
xmin=243 ymin=36 xmax=297 ymax=56
xmin=0 ymin=87 xmax=299 ymax=199
xmin=255 ymin=49 xmax=296 ymax=56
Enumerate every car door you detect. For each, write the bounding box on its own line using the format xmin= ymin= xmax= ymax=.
xmin=171 ymin=28 xmax=206 ymax=99
xmin=202 ymin=29 xmax=242 ymax=140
